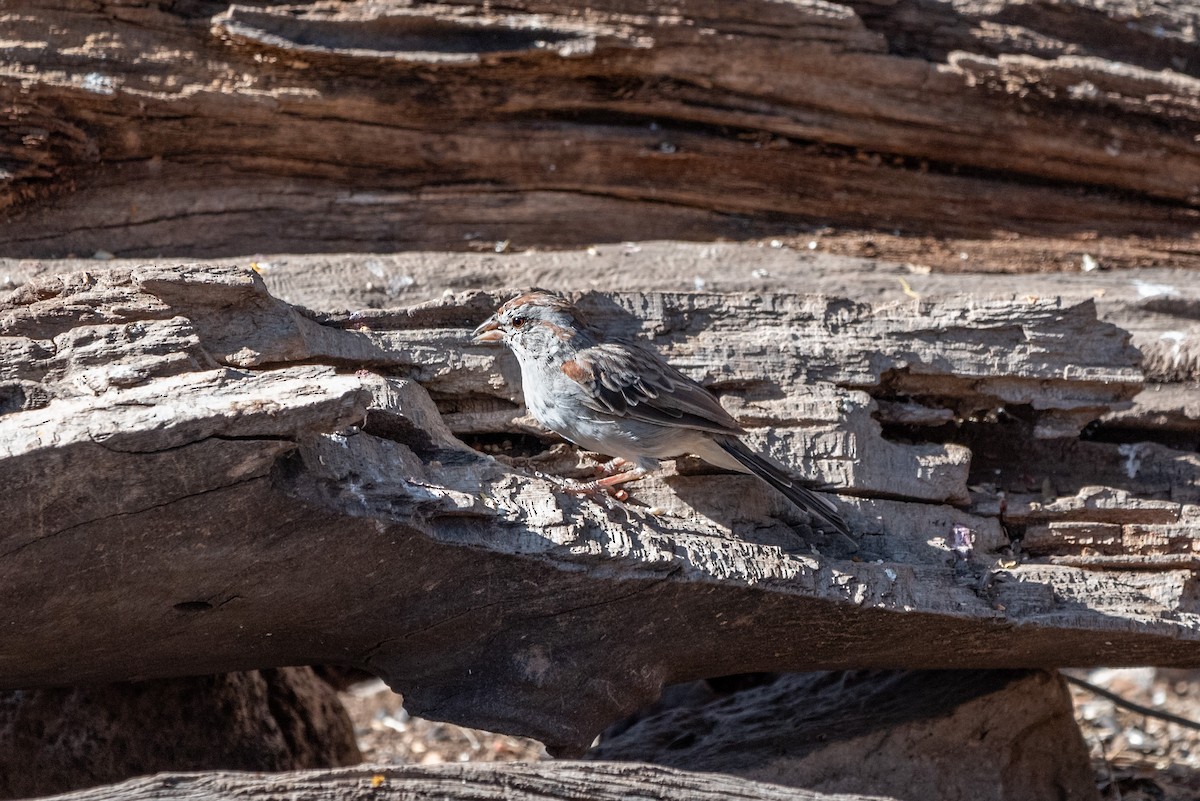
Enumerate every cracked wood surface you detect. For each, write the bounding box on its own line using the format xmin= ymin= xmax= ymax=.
xmin=589 ymin=670 xmax=1098 ymax=801
xmin=1 ymin=0 xmax=1198 ymax=267
xmin=28 ymin=763 xmax=883 ymax=801
xmin=1 ymin=261 xmax=1198 ymax=754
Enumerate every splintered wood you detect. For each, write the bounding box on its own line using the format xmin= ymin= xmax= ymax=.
xmin=1 ymin=259 xmax=1196 ymax=753
xmin=1 ymin=0 xmax=1198 ymax=267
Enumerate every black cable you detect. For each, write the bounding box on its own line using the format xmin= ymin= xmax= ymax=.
xmin=1065 ymin=673 xmax=1200 ymax=732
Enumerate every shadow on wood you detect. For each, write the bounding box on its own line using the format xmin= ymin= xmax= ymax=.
xmin=1 ymin=263 xmax=1197 ymax=756
xmin=591 ymin=670 xmax=1098 ymax=801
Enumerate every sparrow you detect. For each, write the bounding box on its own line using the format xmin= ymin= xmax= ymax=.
xmin=473 ymin=291 xmax=849 ymax=536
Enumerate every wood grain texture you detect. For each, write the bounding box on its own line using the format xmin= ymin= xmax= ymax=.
xmin=28 ymin=763 xmax=882 ymax=801
xmin=590 ymin=670 xmax=1098 ymax=801
xmin=0 ymin=669 xmax=361 ymax=800
xmin=1 ymin=259 xmax=1197 ymax=754
xmin=1 ymin=0 xmax=1198 ymax=265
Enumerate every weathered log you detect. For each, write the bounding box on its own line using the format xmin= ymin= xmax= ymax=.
xmin=26 ymin=763 xmax=882 ymax=801
xmin=1 ymin=0 xmax=1198 ymax=267
xmin=0 ymin=669 xmax=360 ymax=800
xmin=591 ymin=670 xmax=1098 ymax=801
xmin=2 ymin=262 xmax=1198 ymax=756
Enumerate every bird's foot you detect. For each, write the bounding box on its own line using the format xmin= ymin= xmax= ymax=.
xmin=592 ymin=456 xmax=630 ymax=477
xmin=563 ymin=467 xmax=649 ymax=503
xmin=564 ymin=480 xmax=630 ymax=502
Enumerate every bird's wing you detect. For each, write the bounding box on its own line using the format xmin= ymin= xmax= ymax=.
xmin=562 ymin=341 xmax=746 ymax=436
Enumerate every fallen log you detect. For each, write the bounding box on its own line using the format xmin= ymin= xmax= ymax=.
xmin=26 ymin=763 xmax=883 ymax=801
xmin=1 ymin=0 xmax=1198 ymax=267
xmin=590 ymin=670 xmax=1098 ymax=801
xmin=2 ymin=261 xmax=1197 ymax=756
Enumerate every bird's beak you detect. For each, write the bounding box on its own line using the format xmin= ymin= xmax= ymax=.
xmin=473 ymin=316 xmax=504 ymax=343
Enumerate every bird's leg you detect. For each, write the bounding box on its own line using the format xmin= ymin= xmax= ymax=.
xmin=595 ymin=467 xmax=649 ymax=489
xmin=565 ymin=467 xmax=649 ymax=502
xmin=593 ymin=456 xmax=630 ymax=477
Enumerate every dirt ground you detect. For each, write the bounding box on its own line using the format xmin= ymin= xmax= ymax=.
xmin=1069 ymin=669 xmax=1200 ymax=801
xmin=339 ymin=669 xmax=1200 ymax=800
xmin=337 ymin=679 xmax=547 ymax=766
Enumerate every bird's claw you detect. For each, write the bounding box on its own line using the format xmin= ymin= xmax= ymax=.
xmin=563 ymin=479 xmax=629 ymax=502
xmin=592 ymin=456 xmax=629 ymax=477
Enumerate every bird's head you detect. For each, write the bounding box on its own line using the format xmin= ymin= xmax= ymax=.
xmin=473 ymin=290 xmax=589 ymax=361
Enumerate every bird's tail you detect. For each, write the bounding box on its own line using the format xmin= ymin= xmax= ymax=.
xmin=715 ymin=437 xmax=850 ymax=537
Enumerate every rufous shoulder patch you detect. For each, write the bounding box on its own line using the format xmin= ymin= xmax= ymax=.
xmin=560 ymin=358 xmax=592 ymax=383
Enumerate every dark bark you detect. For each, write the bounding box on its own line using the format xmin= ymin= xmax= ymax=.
xmin=591 ymin=670 xmax=1098 ymax=801
xmin=0 ymin=669 xmax=360 ymax=800
xmin=1 ymin=0 xmax=1197 ymax=266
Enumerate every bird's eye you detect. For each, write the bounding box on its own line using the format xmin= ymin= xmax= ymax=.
xmin=511 ymin=316 xmax=528 ymax=328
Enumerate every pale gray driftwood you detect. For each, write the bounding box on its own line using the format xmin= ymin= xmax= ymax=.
xmin=1 ymin=263 xmax=1197 ymax=755
xmin=28 ymin=763 xmax=882 ymax=801
xmin=148 ymin=244 xmax=1199 ymax=571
